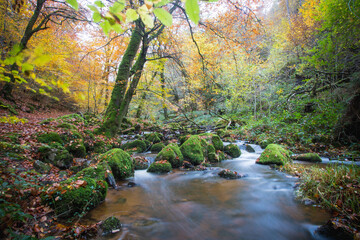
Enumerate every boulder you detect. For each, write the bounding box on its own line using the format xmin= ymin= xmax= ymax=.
xmin=180 ymin=135 xmax=204 ymax=165
xmin=218 ymin=169 xmax=244 ymax=179
xmin=199 ymin=133 xmax=224 ymax=151
xmin=100 ymin=216 xmax=122 ymax=236
xmin=257 ymin=144 xmax=291 ymax=165
xmin=292 ymin=153 xmax=322 ymax=162
xmin=99 ymin=148 xmax=134 ymax=180
xmin=156 ymin=143 xmax=183 ymax=168
xmin=224 ymin=144 xmax=241 ymax=158
xmin=43 ymin=176 xmax=107 ymax=219
xmin=121 ymin=140 xmax=147 ymax=153
xmin=147 ymin=160 xmax=172 ymax=173
xmin=33 ymin=160 xmax=51 ymax=173
xmin=37 ymin=132 xmax=63 ymax=145
xmin=133 ymin=156 xmax=149 ymax=170
xmin=245 ymin=144 xmax=255 ymax=153
xmin=75 ymin=162 xmax=117 ymax=189
xmin=145 ymin=133 xmax=163 ymax=144
xmin=150 ymin=142 xmax=165 ymax=153
xmin=38 ymin=143 xmax=73 ymax=169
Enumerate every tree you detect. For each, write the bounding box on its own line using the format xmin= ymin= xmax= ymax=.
xmin=0 ymin=0 xmax=87 ymax=100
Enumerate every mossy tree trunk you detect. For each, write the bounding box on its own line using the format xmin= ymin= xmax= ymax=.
xmin=102 ymin=21 xmax=146 ymax=135
xmin=160 ymin=64 xmax=168 ymax=120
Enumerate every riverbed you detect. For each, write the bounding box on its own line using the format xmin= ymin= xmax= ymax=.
xmin=83 ymin=142 xmax=331 ymax=240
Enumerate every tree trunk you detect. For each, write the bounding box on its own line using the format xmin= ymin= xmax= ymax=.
xmin=160 ymin=67 xmax=168 ymax=120
xmin=1 ymin=0 xmax=46 ymax=99
xmin=102 ymin=21 xmax=145 ymax=135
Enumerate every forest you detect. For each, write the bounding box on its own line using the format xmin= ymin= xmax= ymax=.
xmin=0 ymin=0 xmax=359 ymax=239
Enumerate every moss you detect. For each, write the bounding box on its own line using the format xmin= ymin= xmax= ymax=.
xmin=179 ymin=135 xmax=191 ymax=145
xmin=257 ymin=144 xmax=291 ymax=165
xmin=38 ymin=143 xmax=73 ymax=169
xmin=206 ymin=144 xmax=218 ymax=163
xmin=66 ymin=141 xmax=86 ymax=158
xmin=292 ymin=153 xmax=322 ymax=162
xmin=147 ymin=160 xmax=172 ymax=173
xmin=245 ymin=144 xmax=255 ymax=153
xmin=224 ymin=144 xmax=241 ymax=158
xmin=121 ymin=140 xmax=146 ymax=153
xmin=218 ymin=169 xmax=242 ymax=179
xmin=57 ymin=113 xmax=85 ymax=124
xmin=145 ymin=133 xmax=163 ymax=143
xmin=0 ymin=141 xmax=25 ymax=153
xmin=93 ymin=139 xmax=107 ymax=153
xmin=57 ymin=122 xmax=77 ymax=130
xmin=144 ymin=140 xmax=151 ymax=150
xmin=260 ymin=138 xmax=274 ymax=149
xmin=218 ymin=151 xmax=226 ymax=161
xmin=151 ymin=142 xmax=165 ymax=153
xmin=75 ymin=162 xmax=117 ymax=188
xmin=33 ymin=160 xmax=51 ymax=173
xmin=61 ymin=130 xmax=83 ymax=143
xmin=156 ymin=143 xmax=183 ymax=168
xmin=99 ymin=148 xmax=134 ymax=180
xmin=43 ymin=176 xmax=108 ymax=219
xmin=180 ymin=135 xmax=204 ymax=165
xmin=101 ymin=216 xmax=121 ymax=235
xmin=199 ymin=133 xmax=224 ymax=151
xmin=37 ymin=132 xmax=63 ymax=145
xmin=40 ymin=118 xmax=54 ymax=125
xmin=133 ymin=157 xmax=149 ymax=170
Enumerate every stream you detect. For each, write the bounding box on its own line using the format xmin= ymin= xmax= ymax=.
xmin=83 ymin=142 xmax=332 ymax=240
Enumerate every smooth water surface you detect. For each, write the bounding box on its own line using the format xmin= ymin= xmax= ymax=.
xmin=83 ymin=142 xmax=331 ymax=240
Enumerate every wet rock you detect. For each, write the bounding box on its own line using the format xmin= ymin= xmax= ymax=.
xmin=180 ymin=135 xmax=204 ymax=165
xmin=150 ymin=142 xmax=165 ymax=153
xmin=245 ymin=144 xmax=255 ymax=153
xmin=133 ymin=156 xmax=149 ymax=170
xmin=99 ymin=148 xmax=134 ymax=180
xmin=292 ymin=153 xmax=322 ymax=162
xmin=127 ymin=182 xmax=136 ymax=187
xmin=121 ymin=140 xmax=147 ymax=153
xmin=218 ymin=169 xmax=245 ymax=179
xmin=224 ymin=144 xmax=241 ymax=158
xmin=100 ymin=216 xmax=122 ymax=236
xmin=316 ymin=219 xmax=355 ymax=240
xmin=302 ymin=198 xmax=316 ymax=206
xmin=156 ymin=143 xmax=183 ymax=168
xmin=75 ymin=162 xmax=117 ymax=189
xmin=256 ymin=144 xmax=291 ymax=165
xmin=147 ymin=160 xmax=172 ymax=173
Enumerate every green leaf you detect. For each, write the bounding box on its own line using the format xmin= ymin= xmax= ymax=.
xmin=139 ymin=12 xmax=154 ymax=28
xmin=66 ymin=0 xmax=78 ymax=10
xmin=21 ymin=63 xmax=33 ymax=72
xmin=94 ymin=0 xmax=105 ymax=8
xmin=93 ymin=12 xmax=102 ymax=23
xmin=112 ymin=23 xmax=124 ymax=33
xmin=154 ymin=0 xmax=169 ymax=7
xmin=126 ymin=9 xmax=139 ymax=22
xmin=88 ymin=5 xmax=99 ymax=12
xmin=110 ymin=1 xmax=125 ymax=13
xmin=100 ymin=21 xmax=111 ymax=36
xmin=153 ymin=8 xmax=172 ymax=26
xmin=185 ymin=0 xmax=200 ymax=24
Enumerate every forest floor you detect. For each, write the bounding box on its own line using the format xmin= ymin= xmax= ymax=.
xmin=0 ymin=98 xmax=359 ymax=239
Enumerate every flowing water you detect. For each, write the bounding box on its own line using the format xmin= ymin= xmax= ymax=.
xmin=83 ymin=142 xmax=332 ymax=240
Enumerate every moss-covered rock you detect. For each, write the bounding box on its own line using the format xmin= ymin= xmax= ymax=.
xmin=156 ymin=143 xmax=183 ymax=168
xmin=99 ymin=148 xmax=134 ymax=180
xmin=218 ymin=169 xmax=243 ymax=179
xmin=57 ymin=113 xmax=85 ymax=125
xmin=57 ymin=122 xmax=77 ymax=130
xmin=75 ymin=162 xmax=117 ymax=188
xmin=199 ymin=133 xmax=224 ymax=151
xmin=37 ymin=132 xmax=63 ymax=145
xmin=179 ymin=135 xmax=191 ymax=145
xmin=224 ymin=144 xmax=241 ymax=158
xmin=145 ymin=133 xmax=163 ymax=143
xmin=43 ymin=176 xmax=107 ymax=219
xmin=133 ymin=156 xmax=149 ymax=170
xmin=218 ymin=151 xmax=226 ymax=161
xmin=206 ymin=144 xmax=218 ymax=163
xmin=147 ymin=160 xmax=172 ymax=173
xmin=257 ymin=144 xmax=291 ymax=165
xmin=33 ymin=160 xmax=51 ymax=173
xmin=121 ymin=140 xmax=147 ymax=153
xmin=38 ymin=143 xmax=73 ymax=169
xmin=180 ymin=135 xmax=204 ymax=165
xmin=150 ymin=142 xmax=165 ymax=153
xmin=143 ymin=140 xmax=151 ymax=150
xmin=93 ymin=139 xmax=108 ymax=153
xmin=292 ymin=153 xmax=322 ymax=162
xmin=60 ymin=130 xmax=83 ymax=143
xmin=101 ymin=216 xmax=122 ymax=236
xmin=260 ymin=138 xmax=274 ymax=149
xmin=245 ymin=144 xmax=255 ymax=153
xmin=66 ymin=140 xmax=86 ymax=158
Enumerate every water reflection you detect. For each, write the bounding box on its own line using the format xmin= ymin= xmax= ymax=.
xmin=83 ymin=143 xmax=331 ymax=240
